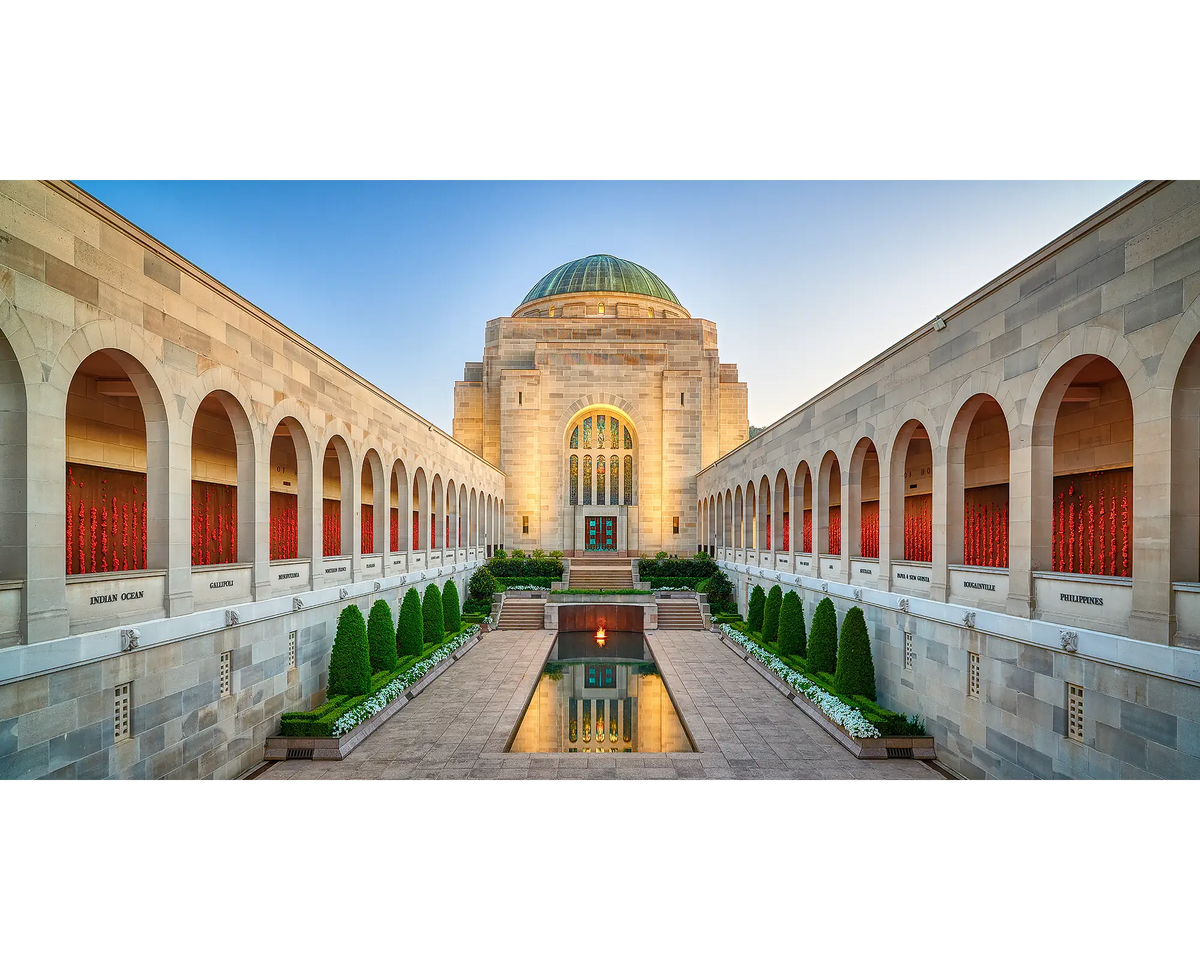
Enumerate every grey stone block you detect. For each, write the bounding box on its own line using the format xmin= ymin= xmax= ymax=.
xmin=1058 ymin=290 xmax=1102 ymax=332
xmin=989 ymin=327 xmax=1022 ymax=360
xmin=1016 ymin=741 xmax=1055 ymax=779
xmin=925 ymin=638 xmax=949 ymax=665
xmin=181 ymin=679 xmax=217 ymax=714
xmin=0 ymin=741 xmax=48 ymax=780
xmin=985 ymin=727 xmax=1020 ymax=765
xmin=143 ymin=249 xmax=180 ymax=292
xmin=1151 ymin=234 xmax=1200 ymax=287
xmin=0 ymin=716 xmax=16 ymax=757
xmin=1003 ymin=296 xmax=1039 ymax=331
xmin=132 ymin=691 xmax=183 ymax=732
xmin=48 ymin=662 xmax=102 ymax=705
xmin=138 ymin=721 xmax=166 ymax=758
xmin=1075 ymin=245 xmax=1125 ymax=292
xmin=1018 ymin=260 xmax=1056 ymax=298
xmin=1095 ymin=721 xmax=1147 ymax=769
xmin=1017 ymin=644 xmax=1055 ymax=677
xmin=1120 ymin=701 xmax=1177 ymax=749
xmin=47 ymin=721 xmax=105 ymax=772
xmin=1003 ymin=344 xmax=1040 ymax=380
xmin=929 ymin=330 xmax=979 ymax=369
xmin=1124 ymin=280 xmax=1183 ymax=334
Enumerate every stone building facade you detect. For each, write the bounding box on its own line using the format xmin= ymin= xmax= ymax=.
xmin=453 ymin=254 xmax=748 ymax=555
xmin=697 ymin=180 xmax=1200 ymax=778
xmin=0 ymin=180 xmax=504 ymax=778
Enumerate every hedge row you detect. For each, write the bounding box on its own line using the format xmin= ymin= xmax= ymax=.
xmin=486 ymin=557 xmax=565 ymax=580
xmin=637 ymin=556 xmax=716 ymax=580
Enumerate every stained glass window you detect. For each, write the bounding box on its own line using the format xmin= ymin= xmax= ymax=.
xmin=582 ymin=417 xmax=591 ymax=449
xmin=583 ymin=456 xmax=592 ymax=505
xmin=623 ymin=455 xmax=633 ymax=503
xmin=624 ymin=427 xmax=632 ymax=449
xmin=610 ymin=418 xmax=619 ymax=448
xmin=570 ymin=426 xmax=578 ymax=449
xmin=570 ymin=455 xmax=579 ymax=504
xmin=597 ymin=415 xmax=605 ymax=449
xmin=610 ymin=456 xmax=619 ymax=505
xmin=596 ymin=456 xmax=605 ymax=503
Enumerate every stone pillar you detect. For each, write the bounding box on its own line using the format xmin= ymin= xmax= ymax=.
xmin=24 ymin=384 xmax=69 ymax=643
xmin=1129 ymin=398 xmax=1173 ymax=644
xmin=305 ymin=437 xmax=323 ymax=586
xmin=162 ymin=417 xmax=194 ymax=617
xmin=877 ymin=456 xmax=894 ymax=592
xmin=1007 ymin=426 xmax=1036 ymax=619
xmin=930 ymin=445 xmax=949 ymax=603
xmin=252 ymin=443 xmax=272 ymax=601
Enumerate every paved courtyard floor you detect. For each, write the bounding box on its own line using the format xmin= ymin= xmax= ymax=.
xmin=255 ymin=628 xmax=944 ymax=780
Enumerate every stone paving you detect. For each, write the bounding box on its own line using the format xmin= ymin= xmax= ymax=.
xmin=255 ymin=628 xmax=944 ymax=780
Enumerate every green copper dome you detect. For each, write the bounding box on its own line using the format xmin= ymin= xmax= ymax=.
xmin=518 ymin=254 xmax=681 ymax=308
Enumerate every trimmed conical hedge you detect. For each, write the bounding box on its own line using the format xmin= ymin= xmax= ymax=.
xmin=808 ymin=596 xmax=838 ymax=675
xmin=835 ymin=605 xmax=877 ymax=701
xmin=367 ymin=598 xmax=398 ymax=673
xmin=442 ymin=579 xmax=461 ymax=635
xmin=423 ymin=583 xmax=445 ymax=646
xmin=763 ymin=585 xmax=783 ymax=644
xmin=327 ymin=604 xmax=370 ymax=697
xmin=397 ymin=587 xmax=424 ymax=658
xmin=747 ymin=584 xmax=766 ymax=633
xmin=469 ymin=566 xmax=497 ymax=601
xmin=778 ymin=590 xmax=806 ymax=657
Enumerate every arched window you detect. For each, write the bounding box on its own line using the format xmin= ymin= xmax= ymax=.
xmin=565 ymin=409 xmax=636 ymax=506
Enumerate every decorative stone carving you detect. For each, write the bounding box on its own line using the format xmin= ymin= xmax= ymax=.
xmin=821 ymin=581 xmax=829 ymax=593
xmin=962 ymin=611 xmax=976 ymax=629
xmin=225 ymin=609 xmax=240 ymax=627
xmin=121 ymin=628 xmax=140 ymax=650
xmin=373 ymin=581 xmax=381 ymax=592
xmin=899 ymin=598 xmax=910 ymax=613
xmin=1060 ymin=630 xmax=1079 ymax=653
xmin=339 ymin=588 xmax=349 ymax=600
xmin=293 ymin=597 xmax=304 ymax=611
xmin=853 ymin=588 xmax=862 ymax=601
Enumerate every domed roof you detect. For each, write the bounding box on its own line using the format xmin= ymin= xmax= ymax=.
xmin=518 ymin=254 xmax=681 ymax=308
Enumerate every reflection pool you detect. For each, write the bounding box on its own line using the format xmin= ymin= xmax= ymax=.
xmin=509 ymin=630 xmax=693 ymax=753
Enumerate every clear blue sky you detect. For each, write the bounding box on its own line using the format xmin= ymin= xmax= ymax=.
xmin=77 ymin=180 xmax=1138 ymax=431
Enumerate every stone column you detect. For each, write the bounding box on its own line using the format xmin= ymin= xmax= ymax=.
xmin=930 ymin=445 xmax=949 ymax=603
xmin=252 ymin=442 xmax=272 ymax=601
xmin=1129 ymin=398 xmax=1173 ymax=644
xmin=877 ymin=456 xmax=894 ymax=592
xmin=1007 ymin=425 xmax=1036 ymax=619
xmin=162 ymin=416 xmax=194 ymax=617
xmin=23 ymin=383 xmax=69 ymax=643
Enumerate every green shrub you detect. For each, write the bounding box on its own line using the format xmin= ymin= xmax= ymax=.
xmin=747 ymin=585 xmax=766 ymax=633
xmin=367 ymin=599 xmax=398 ymax=673
xmin=442 ymin=579 xmax=461 ymax=635
xmin=531 ymin=548 xmax=545 ymax=559
xmin=549 ymin=550 xmax=564 ymax=559
xmin=493 ymin=548 xmax=507 ymax=559
xmin=762 ymin=585 xmax=783 ymax=644
xmin=463 ymin=598 xmax=492 ymax=616
xmin=655 ymin=550 xmax=669 ymax=560
xmin=422 ymin=583 xmax=445 ymax=644
xmin=397 ymin=587 xmax=424 ymax=658
xmin=808 ymin=597 xmax=838 ymax=675
xmin=510 ymin=548 xmax=526 ymax=560
xmin=468 ymin=566 xmax=497 ymax=601
xmin=702 ymin=569 xmax=733 ymax=607
xmin=693 ymin=551 xmax=710 ymax=562
xmin=327 ymin=604 xmax=370 ymax=697
xmin=778 ymin=590 xmax=806 ymax=657
xmin=495 ymin=576 xmax=554 ymax=589
xmin=834 ymin=605 xmax=876 ymax=701
xmin=486 ymin=556 xmax=564 ymax=581
xmin=637 ymin=556 xmax=716 ymax=581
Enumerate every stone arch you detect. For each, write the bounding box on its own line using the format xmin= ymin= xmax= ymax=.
xmin=794 ymin=460 xmax=813 ymax=553
xmin=264 ymin=405 xmax=314 ymax=561
xmin=757 ymin=475 xmax=770 ymax=551
xmin=0 ymin=324 xmax=27 ymax=586
xmin=946 ymin=392 xmax=1011 ymax=568
xmin=390 ymin=456 xmax=410 ymax=553
xmin=189 ymin=387 xmax=257 ymax=565
xmin=413 ymin=468 xmax=429 ymax=551
xmin=61 ymin=341 xmax=174 ymax=573
xmin=320 ymin=433 xmax=354 ymax=557
xmin=360 ymin=447 xmax=386 ymax=555
xmin=848 ymin=434 xmax=880 ymax=559
xmin=817 ymin=449 xmax=842 ymax=556
xmin=887 ymin=417 xmax=936 ymax=564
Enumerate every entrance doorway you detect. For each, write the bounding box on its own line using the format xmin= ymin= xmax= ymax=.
xmin=586 ymin=516 xmax=616 ymax=551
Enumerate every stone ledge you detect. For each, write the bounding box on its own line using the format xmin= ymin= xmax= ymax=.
xmin=263 ymin=629 xmax=483 ymax=761
xmin=715 ymin=631 xmax=936 ymax=761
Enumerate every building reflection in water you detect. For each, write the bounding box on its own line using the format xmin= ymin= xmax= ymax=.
xmin=510 ymin=632 xmax=692 ymax=753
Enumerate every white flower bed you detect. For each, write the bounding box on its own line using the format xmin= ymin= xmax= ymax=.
xmin=654 ymin=586 xmax=694 ymax=592
xmin=329 ymin=624 xmax=482 ymax=737
xmin=504 ymin=584 xmax=546 ymax=592
xmin=717 ymin=623 xmax=881 ymax=738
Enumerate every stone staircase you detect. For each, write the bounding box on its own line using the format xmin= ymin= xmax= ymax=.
xmin=496 ymin=598 xmax=547 ymax=630
xmin=566 ymin=557 xmax=634 ymax=592
xmin=655 ymin=596 xmax=706 ymax=630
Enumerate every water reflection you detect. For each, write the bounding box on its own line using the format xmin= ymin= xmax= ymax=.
xmin=509 ymin=632 xmax=692 ymax=753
